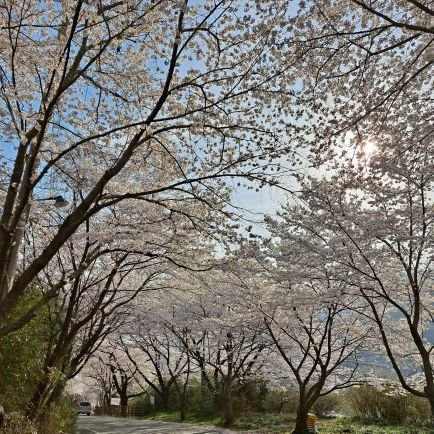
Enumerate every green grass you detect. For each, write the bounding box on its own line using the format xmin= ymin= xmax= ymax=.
xmin=147 ymin=411 xmax=222 ymax=426
xmin=311 ymin=418 xmax=431 ymax=434
xmin=146 ymin=412 xmax=432 ymax=433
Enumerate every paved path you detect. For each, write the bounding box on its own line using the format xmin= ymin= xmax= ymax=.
xmin=76 ymin=415 xmax=238 ymax=434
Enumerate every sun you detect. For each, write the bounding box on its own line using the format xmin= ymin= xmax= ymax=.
xmin=363 ymin=140 xmax=378 ymax=156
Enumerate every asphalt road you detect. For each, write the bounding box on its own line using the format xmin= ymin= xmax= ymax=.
xmin=76 ymin=415 xmax=238 ymax=434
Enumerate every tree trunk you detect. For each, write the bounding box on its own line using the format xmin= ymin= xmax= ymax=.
xmin=120 ymin=393 xmax=128 ymax=417
xmin=428 ymin=392 xmax=434 ymax=428
xmin=176 ymin=376 xmax=189 ymax=422
xmin=158 ymin=388 xmax=170 ymax=412
xmin=180 ymin=397 xmax=186 ymax=422
xmin=222 ymin=377 xmax=233 ymax=426
xmin=293 ymin=404 xmax=308 ymax=434
xmin=27 ymin=372 xmax=68 ymax=420
xmin=26 ymin=377 xmax=52 ymax=419
xmin=0 ymin=404 xmax=5 ymax=428
xmin=44 ymin=382 xmax=65 ymax=409
xmin=222 ymin=396 xmax=233 ymax=426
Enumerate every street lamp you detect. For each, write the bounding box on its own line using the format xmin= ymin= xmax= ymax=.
xmin=1 ymin=193 xmax=69 ymax=302
xmin=36 ymin=195 xmax=69 ymax=208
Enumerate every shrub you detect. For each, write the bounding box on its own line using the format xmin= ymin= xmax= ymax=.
xmin=312 ymin=393 xmax=340 ymax=417
xmin=0 ymin=413 xmax=38 ymax=434
xmin=0 ymin=289 xmax=50 ymax=413
xmin=185 ymin=378 xmax=218 ymax=417
xmin=234 ymin=380 xmax=268 ymax=413
xmin=262 ymin=387 xmax=299 ymax=414
xmin=346 ymin=385 xmax=431 ymax=425
xmin=38 ymin=396 xmax=77 ymax=434
xmin=128 ymin=394 xmax=154 ymax=417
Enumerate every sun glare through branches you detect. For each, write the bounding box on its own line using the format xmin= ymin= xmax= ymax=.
xmin=362 ymin=140 xmax=378 ymax=157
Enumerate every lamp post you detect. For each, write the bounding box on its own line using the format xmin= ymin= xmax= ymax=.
xmin=1 ymin=195 xmax=69 ymax=302
xmin=36 ymin=195 xmax=69 ymax=208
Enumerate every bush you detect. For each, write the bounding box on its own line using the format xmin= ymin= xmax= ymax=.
xmin=262 ymin=387 xmax=299 ymax=414
xmin=0 ymin=413 xmax=38 ymax=434
xmin=0 ymin=289 xmax=50 ymax=412
xmin=185 ymin=378 xmax=218 ymax=417
xmin=312 ymin=393 xmax=340 ymax=417
xmin=128 ymin=394 xmax=154 ymax=417
xmin=233 ymin=380 xmax=268 ymax=413
xmin=38 ymin=396 xmax=77 ymax=434
xmin=346 ymin=385 xmax=431 ymax=425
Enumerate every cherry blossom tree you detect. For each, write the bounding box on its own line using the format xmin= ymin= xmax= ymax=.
xmin=265 ymin=1 xmax=434 ymax=423
xmin=261 ymin=280 xmax=367 ymax=434
xmin=2 ymin=175 xmax=217 ymax=418
xmin=0 ymin=171 xmax=220 ymax=338
xmin=163 ymin=269 xmax=270 ymax=426
xmin=85 ymin=358 xmax=114 ymax=408
xmin=218 ymin=250 xmax=368 ymax=433
xmin=174 ymin=324 xmax=268 ymax=425
xmin=285 ymin=0 xmax=433 ymax=166
xmin=98 ymin=344 xmax=144 ymax=417
xmin=266 ymin=127 xmax=434 ymax=420
xmin=121 ymin=321 xmax=190 ymax=415
xmin=25 ymin=243 xmax=165 ymax=418
xmin=110 ymin=264 xmax=270 ymax=424
xmin=0 ymin=0 xmax=298 ymax=331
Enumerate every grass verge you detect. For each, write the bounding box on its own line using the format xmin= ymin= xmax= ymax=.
xmin=146 ymin=412 xmax=432 ymax=433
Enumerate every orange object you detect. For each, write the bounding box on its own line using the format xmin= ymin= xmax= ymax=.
xmin=306 ymin=413 xmax=317 ymax=433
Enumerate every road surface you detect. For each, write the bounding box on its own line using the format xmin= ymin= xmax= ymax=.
xmin=76 ymin=415 xmax=239 ymax=434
